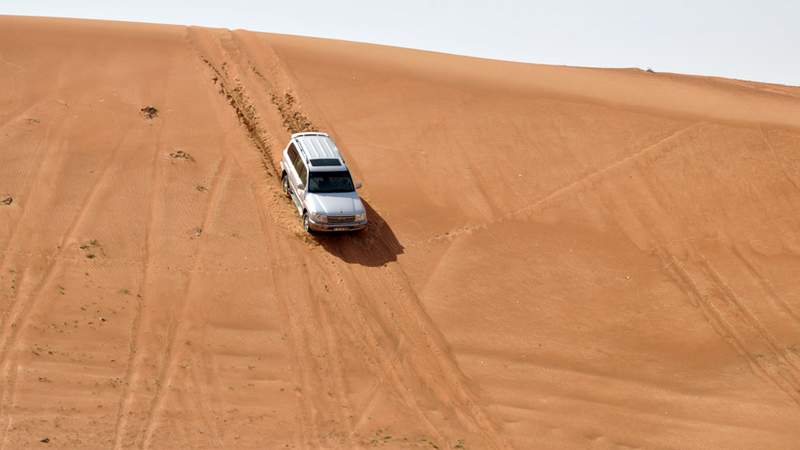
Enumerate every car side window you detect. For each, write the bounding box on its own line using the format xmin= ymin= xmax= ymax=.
xmin=293 ymin=156 xmax=304 ymax=179
xmin=287 ymin=143 xmax=300 ymax=168
xmin=298 ymin=162 xmax=308 ymax=186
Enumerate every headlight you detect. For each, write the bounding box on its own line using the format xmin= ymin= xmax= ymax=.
xmin=355 ymin=212 xmax=367 ymax=222
xmin=310 ymin=212 xmax=327 ymax=223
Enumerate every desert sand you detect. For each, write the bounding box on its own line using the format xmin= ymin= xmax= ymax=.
xmin=1 ymin=15 xmax=800 ymax=449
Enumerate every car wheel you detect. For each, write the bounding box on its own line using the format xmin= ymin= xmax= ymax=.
xmin=303 ymin=211 xmax=311 ymax=233
xmin=281 ymin=174 xmax=290 ymax=198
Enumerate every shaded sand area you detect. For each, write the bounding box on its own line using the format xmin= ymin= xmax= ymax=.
xmin=1 ymin=15 xmax=800 ymax=449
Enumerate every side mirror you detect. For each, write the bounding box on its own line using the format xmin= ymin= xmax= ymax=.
xmin=354 ymin=181 xmax=363 ymax=190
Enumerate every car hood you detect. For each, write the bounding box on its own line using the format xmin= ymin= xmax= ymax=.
xmin=307 ymin=191 xmax=365 ymax=216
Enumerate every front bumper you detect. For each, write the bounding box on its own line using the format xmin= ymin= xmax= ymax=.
xmin=308 ymin=218 xmax=368 ymax=232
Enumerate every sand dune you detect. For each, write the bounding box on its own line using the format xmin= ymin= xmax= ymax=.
xmin=1 ymin=15 xmax=800 ymax=449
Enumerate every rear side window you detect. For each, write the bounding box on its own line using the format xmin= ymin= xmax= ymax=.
xmin=287 ymin=143 xmax=300 ymax=167
xmin=287 ymin=142 xmax=307 ymax=181
xmin=294 ymin=156 xmax=306 ymax=180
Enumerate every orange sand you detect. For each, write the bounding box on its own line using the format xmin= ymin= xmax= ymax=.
xmin=2 ymin=15 xmax=800 ymax=449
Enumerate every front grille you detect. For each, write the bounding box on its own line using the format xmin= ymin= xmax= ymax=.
xmin=327 ymin=215 xmax=356 ymax=224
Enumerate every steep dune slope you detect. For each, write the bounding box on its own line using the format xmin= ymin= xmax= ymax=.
xmin=1 ymin=16 xmax=800 ymax=449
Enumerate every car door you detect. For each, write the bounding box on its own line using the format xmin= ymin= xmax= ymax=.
xmin=292 ymin=154 xmax=309 ymax=206
xmin=286 ymin=143 xmax=306 ymax=211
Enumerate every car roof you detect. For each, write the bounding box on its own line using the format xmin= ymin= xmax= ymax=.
xmin=291 ymin=132 xmax=348 ymax=172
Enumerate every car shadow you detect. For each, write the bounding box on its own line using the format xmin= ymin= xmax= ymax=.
xmin=313 ymin=200 xmax=404 ymax=267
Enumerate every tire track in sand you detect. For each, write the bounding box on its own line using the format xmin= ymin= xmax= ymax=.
xmin=236 ymin=48 xmax=467 ymax=447
xmin=0 ymin=125 xmax=131 ymax=446
xmin=244 ymin=32 xmax=506 ymax=446
xmin=731 ymin=244 xmax=800 ymax=325
xmin=111 ymin=116 xmax=165 ymax=450
xmin=607 ymin=141 xmax=800 ymax=407
xmin=109 ymin=44 xmax=219 ymax=449
xmin=188 ymin=27 xmax=341 ymax=447
xmin=248 ymin=187 xmax=319 ymax=450
xmin=139 ymin=157 xmax=230 ymax=449
xmin=585 ymin=142 xmax=800 ymax=409
xmin=221 ymin=31 xmax=461 ymax=445
xmin=189 ymin=27 xmax=508 ymax=447
xmin=326 ymin=246 xmax=510 ymax=449
xmin=657 ymin=248 xmax=800 ymax=405
xmin=0 ymin=111 xmax=69 ymax=273
xmin=699 ymin=255 xmax=800 ymax=388
xmin=408 ymin=122 xmax=704 ymax=250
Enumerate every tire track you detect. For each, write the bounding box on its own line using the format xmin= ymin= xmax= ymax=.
xmin=336 ymin=255 xmax=510 ymax=448
xmin=227 ymin=36 xmax=458 ymax=442
xmin=242 ymin=141 xmax=427 ymax=446
xmin=187 ymin=27 xmax=326 ymax=448
xmin=186 ymin=27 xmax=278 ymax=179
xmin=187 ymin=353 xmax=225 ymax=448
xmin=267 ymin=242 xmax=325 ymax=449
xmin=189 ymin=28 xmax=327 ymax=447
xmin=309 ymin=257 xmax=448 ymax=446
xmin=349 ymin=371 xmax=389 ymax=435
xmin=0 ymin=363 xmax=20 ymax=450
xmin=268 ymin=238 xmax=365 ymax=448
xmin=197 ymin=337 xmax=226 ymax=445
xmin=112 ymin=116 xmax=165 ymax=450
xmin=240 ymin=36 xmax=498 ymax=446
xmin=731 ymin=244 xmax=800 ymax=324
xmin=188 ymin=26 xmax=506 ymax=447
xmin=245 ymin=194 xmax=316 ymax=450
xmin=235 ymin=30 xmax=341 ymax=141
xmin=698 ymin=255 xmax=800 ymax=384
xmin=310 ymin=274 xmax=360 ymax=443
xmin=408 ymin=122 xmax=704 ymax=249
xmin=600 ymin=148 xmax=800 ymax=406
xmin=0 ymin=111 xmax=69 ymax=282
xmin=139 ymin=157 xmax=230 ymax=449
xmin=657 ymin=248 xmax=800 ymax=405
xmin=235 ymin=35 xmax=461 ymax=442
xmin=0 ymin=249 xmax=286 ymax=274
xmin=0 ymin=125 xmax=131 ymax=445
xmin=189 ymin=28 xmax=311 ymax=238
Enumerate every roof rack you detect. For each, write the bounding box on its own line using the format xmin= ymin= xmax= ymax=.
xmin=291 ymin=131 xmax=328 ymax=138
xmin=292 ymin=132 xmax=343 ymax=166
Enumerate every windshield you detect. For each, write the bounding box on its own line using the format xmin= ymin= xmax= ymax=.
xmin=308 ymin=170 xmax=355 ymax=193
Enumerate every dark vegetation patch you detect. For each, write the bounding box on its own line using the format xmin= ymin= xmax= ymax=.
xmin=1 ymin=195 xmax=12 ymax=206
xmin=169 ymin=150 xmax=195 ymax=162
xmin=79 ymin=239 xmax=102 ymax=259
xmin=189 ymin=227 xmax=203 ymax=239
xmin=140 ymin=106 xmax=159 ymax=119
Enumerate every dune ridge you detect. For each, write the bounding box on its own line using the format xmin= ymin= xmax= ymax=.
xmin=1 ymin=15 xmax=800 ymax=449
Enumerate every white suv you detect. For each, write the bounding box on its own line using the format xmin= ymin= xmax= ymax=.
xmin=280 ymin=132 xmax=368 ymax=232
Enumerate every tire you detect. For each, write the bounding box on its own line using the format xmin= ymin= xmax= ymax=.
xmin=281 ymin=173 xmax=290 ymax=198
xmin=303 ymin=211 xmax=311 ymax=233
